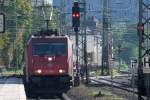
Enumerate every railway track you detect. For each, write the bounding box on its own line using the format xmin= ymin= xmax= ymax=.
xmin=62 ymin=93 xmax=71 ymax=100
xmin=99 ymin=77 xmax=131 ymax=87
xmin=90 ymin=77 xmax=148 ymax=100
xmin=90 ymin=77 xmax=138 ymax=94
xmin=32 ymin=93 xmax=71 ymax=100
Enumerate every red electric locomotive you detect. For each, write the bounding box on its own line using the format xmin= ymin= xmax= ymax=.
xmin=24 ymin=30 xmax=74 ymax=96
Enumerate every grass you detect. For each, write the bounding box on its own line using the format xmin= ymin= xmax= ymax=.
xmin=0 ymin=67 xmax=23 ymax=76
xmin=89 ymin=90 xmax=124 ymax=100
xmin=106 ymin=96 xmax=124 ymax=100
xmin=89 ymin=69 xmax=121 ymax=77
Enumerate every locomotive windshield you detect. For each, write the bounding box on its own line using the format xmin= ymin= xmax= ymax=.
xmin=32 ymin=43 xmax=67 ymax=56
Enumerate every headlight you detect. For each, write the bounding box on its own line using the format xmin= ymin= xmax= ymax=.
xmin=59 ymin=69 xmax=65 ymax=74
xmin=35 ymin=69 xmax=42 ymax=74
xmin=48 ymin=57 xmax=52 ymax=61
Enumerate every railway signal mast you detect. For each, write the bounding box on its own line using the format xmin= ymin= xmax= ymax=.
xmin=72 ymin=1 xmax=80 ymax=85
xmin=72 ymin=2 xmax=80 ymax=28
xmin=138 ymin=0 xmax=150 ymax=100
xmin=72 ymin=0 xmax=89 ymax=84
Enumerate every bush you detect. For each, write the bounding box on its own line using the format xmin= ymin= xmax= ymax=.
xmin=120 ymin=63 xmax=128 ymax=70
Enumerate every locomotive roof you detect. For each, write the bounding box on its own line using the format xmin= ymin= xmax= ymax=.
xmin=27 ymin=29 xmax=72 ymax=45
xmin=27 ymin=35 xmax=72 ymax=45
xmin=31 ymin=35 xmax=69 ymax=39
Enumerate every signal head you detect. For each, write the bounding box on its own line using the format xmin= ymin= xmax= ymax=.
xmin=72 ymin=2 xmax=80 ymax=27
xmin=73 ymin=2 xmax=79 ymax=7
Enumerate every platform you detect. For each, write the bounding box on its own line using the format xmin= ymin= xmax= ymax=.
xmin=0 ymin=77 xmax=26 ymax=100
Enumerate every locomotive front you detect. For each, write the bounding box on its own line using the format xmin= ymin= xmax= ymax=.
xmin=24 ymin=30 xmax=73 ymax=95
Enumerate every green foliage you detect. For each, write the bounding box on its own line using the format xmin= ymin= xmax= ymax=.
xmin=16 ymin=0 xmax=32 ymax=27
xmin=112 ymin=23 xmax=138 ymax=64
xmin=119 ymin=63 xmax=128 ymax=70
xmin=0 ymin=32 xmax=12 ymax=67
xmin=0 ymin=0 xmax=32 ymax=68
xmin=1 ymin=67 xmax=23 ymax=75
xmin=15 ymin=0 xmax=32 ymax=68
xmin=120 ymin=42 xmax=137 ymax=63
xmin=0 ymin=0 xmax=61 ymax=69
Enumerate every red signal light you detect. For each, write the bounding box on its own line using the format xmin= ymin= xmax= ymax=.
xmin=138 ymin=23 xmax=144 ymax=33
xmin=72 ymin=13 xmax=76 ymax=17
xmin=76 ymin=13 xmax=80 ymax=18
xmin=72 ymin=13 xmax=80 ymax=18
xmin=140 ymin=25 xmax=144 ymax=31
xmin=139 ymin=23 xmax=144 ymax=34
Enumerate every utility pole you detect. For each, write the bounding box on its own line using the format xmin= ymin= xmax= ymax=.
xmin=77 ymin=0 xmax=89 ymax=83
xmin=75 ymin=27 xmax=80 ymax=85
xmin=77 ymin=0 xmax=84 ymax=78
xmin=94 ymin=35 xmax=101 ymax=77
xmin=118 ymin=44 xmax=122 ymax=72
xmin=138 ymin=0 xmax=150 ymax=100
xmin=83 ymin=0 xmax=89 ymax=84
xmin=101 ymin=0 xmax=112 ymax=75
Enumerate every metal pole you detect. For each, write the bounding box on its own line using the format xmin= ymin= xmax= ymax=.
xmin=76 ymin=29 xmax=79 ymax=75
xmin=96 ymin=36 xmax=99 ymax=78
xmin=75 ymin=28 xmax=80 ymax=85
xmin=101 ymin=0 xmax=106 ymax=75
xmin=146 ymin=74 xmax=150 ymax=100
xmin=138 ymin=0 xmax=143 ymax=99
xmin=110 ymin=59 xmax=114 ymax=93
xmin=101 ymin=0 xmax=111 ymax=75
xmin=146 ymin=6 xmax=150 ymax=100
xmin=83 ymin=0 xmax=89 ymax=84
xmin=138 ymin=0 xmax=150 ymax=98
xmin=118 ymin=45 xmax=121 ymax=72
xmin=131 ymin=60 xmax=136 ymax=100
xmin=46 ymin=20 xmax=49 ymax=30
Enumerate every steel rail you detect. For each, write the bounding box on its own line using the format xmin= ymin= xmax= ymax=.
xmin=90 ymin=78 xmax=138 ymax=94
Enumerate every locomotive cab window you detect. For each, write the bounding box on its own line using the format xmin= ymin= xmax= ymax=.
xmin=32 ymin=43 xmax=67 ymax=56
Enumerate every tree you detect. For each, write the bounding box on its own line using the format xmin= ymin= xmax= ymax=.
xmin=0 ymin=0 xmax=32 ymax=68
xmin=15 ymin=0 xmax=32 ymax=68
xmin=112 ymin=23 xmax=138 ymax=65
